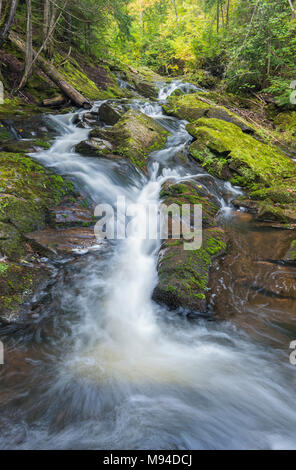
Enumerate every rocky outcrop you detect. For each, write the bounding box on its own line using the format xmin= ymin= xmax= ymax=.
xmin=0 ymin=149 xmax=76 ymax=321
xmin=153 ymin=180 xmax=226 ymax=312
xmin=163 ymin=93 xmax=253 ymax=133
xmin=88 ymin=109 xmax=168 ymax=172
xmin=0 ymin=147 xmax=97 ymax=322
xmin=187 ymin=117 xmax=296 ymax=226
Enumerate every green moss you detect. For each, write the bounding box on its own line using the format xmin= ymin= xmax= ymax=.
xmin=0 ymin=152 xmax=74 ymax=259
xmin=188 ymin=118 xmax=296 ymax=197
xmin=0 ymin=98 xmax=44 ymax=119
xmin=0 ymin=261 xmax=44 ymax=320
xmin=90 ymin=109 xmax=168 ymax=172
xmin=24 ymin=73 xmax=58 ymax=104
xmin=55 ymin=55 xmax=124 ymax=100
xmin=290 ymin=240 xmax=296 ymax=260
xmin=154 ymin=179 xmax=226 ymax=311
xmin=274 ymin=111 xmax=296 ymax=135
xmin=163 ymin=93 xmax=252 ymax=133
xmin=164 ymin=94 xmax=210 ymax=122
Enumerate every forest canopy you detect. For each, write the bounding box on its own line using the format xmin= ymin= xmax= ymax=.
xmin=0 ymin=0 xmax=295 ymax=106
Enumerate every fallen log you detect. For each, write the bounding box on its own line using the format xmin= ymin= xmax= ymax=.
xmin=9 ymin=31 xmax=91 ymax=109
xmin=43 ymin=94 xmax=66 ymax=107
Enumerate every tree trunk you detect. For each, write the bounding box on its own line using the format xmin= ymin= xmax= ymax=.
xmin=43 ymin=0 xmax=50 ymax=45
xmin=226 ymin=0 xmax=230 ymax=26
xmin=24 ymin=0 xmax=33 ymax=80
xmin=220 ymin=1 xmax=224 ymax=27
xmin=0 ymin=0 xmax=18 ymax=47
xmin=64 ymin=9 xmax=72 ymax=45
xmin=43 ymin=94 xmax=66 ymax=107
xmin=9 ymin=31 xmax=91 ymax=108
xmin=287 ymin=0 xmax=295 ymax=19
xmin=47 ymin=1 xmax=57 ymax=58
xmin=172 ymin=0 xmax=179 ymax=27
xmin=216 ymin=0 xmax=220 ymax=33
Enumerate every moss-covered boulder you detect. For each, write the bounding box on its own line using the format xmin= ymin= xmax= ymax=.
xmin=0 ymin=152 xmax=72 ymax=266
xmin=75 ymin=138 xmax=113 ymax=157
xmin=188 ymin=118 xmax=296 ymax=225
xmin=274 ymin=111 xmax=296 ymax=135
xmin=188 ymin=118 xmax=295 ymax=185
xmin=163 ymin=93 xmax=253 ymax=133
xmin=153 ymin=181 xmax=226 ymax=312
xmin=99 ymin=101 xmax=125 ymax=125
xmin=273 ymin=111 xmax=296 ymax=150
xmin=89 ymin=109 xmax=168 ymax=172
xmin=0 ymin=260 xmax=49 ymax=323
xmin=0 ymin=153 xmax=73 ymax=242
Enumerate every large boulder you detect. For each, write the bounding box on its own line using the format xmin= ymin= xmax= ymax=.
xmin=0 ymin=151 xmax=91 ymax=323
xmin=152 ymin=180 xmax=226 ymax=313
xmin=163 ymin=93 xmax=253 ymax=133
xmin=75 ymin=138 xmax=113 ymax=156
xmin=99 ymin=101 xmax=125 ymax=125
xmin=187 ymin=118 xmax=296 ymax=226
xmin=89 ymin=109 xmax=168 ymax=172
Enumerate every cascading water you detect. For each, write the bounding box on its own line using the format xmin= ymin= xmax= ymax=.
xmin=1 ymin=80 xmax=296 ymax=450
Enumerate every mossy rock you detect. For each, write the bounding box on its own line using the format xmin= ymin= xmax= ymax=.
xmin=0 ymin=97 xmax=44 ymax=119
xmin=163 ymin=93 xmax=253 ymax=133
xmin=188 ymin=118 xmax=295 ymax=189
xmin=153 ymin=180 xmax=226 ymax=312
xmin=90 ymin=109 xmax=168 ymax=172
xmin=0 ymin=152 xmax=74 ymax=259
xmin=255 ymin=202 xmax=288 ymax=224
xmin=75 ymin=138 xmax=113 ymax=157
xmin=0 ymin=221 xmax=26 ymax=259
xmin=125 ymin=66 xmax=161 ymax=98
xmin=274 ymin=111 xmax=296 ymax=135
xmin=99 ymin=101 xmax=125 ymax=125
xmin=0 ymin=260 xmax=48 ymax=323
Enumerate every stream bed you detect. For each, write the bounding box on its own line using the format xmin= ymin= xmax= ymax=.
xmin=0 ymin=81 xmax=296 ymax=450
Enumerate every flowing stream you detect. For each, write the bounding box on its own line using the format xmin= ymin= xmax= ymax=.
xmin=0 ymin=82 xmax=296 ymax=450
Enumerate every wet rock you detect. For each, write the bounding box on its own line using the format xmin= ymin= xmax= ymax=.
xmin=50 ymin=197 xmax=94 ymax=227
xmin=0 ymin=221 xmax=27 ymax=260
xmin=283 ymin=239 xmax=296 ymax=262
xmin=232 ymin=198 xmax=259 ymax=214
xmin=89 ymin=109 xmax=168 ymax=172
xmin=26 ymin=226 xmax=99 ymax=255
xmin=99 ymin=102 xmax=125 ymax=125
xmin=255 ymin=203 xmax=288 ymax=224
xmin=0 ymin=151 xmax=75 ymax=319
xmin=0 ymin=260 xmax=50 ymax=323
xmin=153 ymin=180 xmax=226 ymax=313
xmin=75 ymin=138 xmax=113 ymax=156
